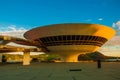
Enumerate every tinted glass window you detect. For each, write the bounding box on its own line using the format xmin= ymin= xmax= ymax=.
xmin=88 ymin=36 xmax=93 ymax=40
xmin=92 ymin=36 xmax=96 ymax=40
xmin=39 ymin=35 xmax=107 ymax=47
xmin=76 ymin=35 xmax=80 ymax=40
xmin=54 ymin=36 xmax=57 ymax=41
xmin=63 ymin=35 xmax=66 ymax=40
xmin=46 ymin=37 xmax=50 ymax=41
xmin=67 ymin=35 xmax=71 ymax=40
xmin=94 ymin=36 xmax=98 ymax=41
xmin=49 ymin=37 xmax=53 ymax=41
xmin=58 ymin=36 xmax=62 ymax=40
xmin=84 ymin=35 xmax=88 ymax=40
xmin=40 ymin=38 xmax=44 ymax=42
xmin=72 ymin=35 xmax=75 ymax=40
xmin=80 ymin=36 xmax=84 ymax=40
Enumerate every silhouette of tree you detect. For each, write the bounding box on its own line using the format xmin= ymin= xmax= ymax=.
xmin=78 ymin=51 xmax=107 ymax=61
xmin=2 ymin=55 xmax=7 ymax=62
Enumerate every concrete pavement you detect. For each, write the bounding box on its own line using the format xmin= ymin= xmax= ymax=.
xmin=0 ymin=62 xmax=120 ymax=80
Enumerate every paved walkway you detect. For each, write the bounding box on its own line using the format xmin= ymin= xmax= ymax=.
xmin=0 ymin=62 xmax=120 ymax=80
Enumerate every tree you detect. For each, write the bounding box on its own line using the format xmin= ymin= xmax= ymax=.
xmin=78 ymin=54 xmax=92 ymax=61
xmin=78 ymin=51 xmax=107 ymax=61
xmin=88 ymin=51 xmax=107 ymax=61
xmin=2 ymin=55 xmax=7 ymax=62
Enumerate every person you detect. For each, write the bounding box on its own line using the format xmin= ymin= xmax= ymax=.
xmin=97 ymin=59 xmax=101 ymax=69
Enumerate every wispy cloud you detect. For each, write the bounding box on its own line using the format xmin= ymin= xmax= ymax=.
xmin=85 ymin=19 xmax=92 ymax=22
xmin=100 ymin=23 xmax=120 ymax=56
xmin=116 ymin=21 xmax=120 ymax=30
xmin=0 ymin=23 xmax=120 ymax=56
xmin=99 ymin=35 xmax=120 ymax=56
xmin=0 ymin=25 xmax=27 ymax=38
xmin=112 ymin=20 xmax=120 ymax=35
xmin=0 ymin=25 xmax=27 ymax=32
xmin=98 ymin=18 xmax=103 ymax=21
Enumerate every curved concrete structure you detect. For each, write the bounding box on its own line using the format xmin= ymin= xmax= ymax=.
xmin=24 ymin=23 xmax=116 ymax=62
xmin=0 ymin=35 xmax=45 ymax=65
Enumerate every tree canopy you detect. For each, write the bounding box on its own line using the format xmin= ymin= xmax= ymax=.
xmin=78 ymin=51 xmax=108 ymax=61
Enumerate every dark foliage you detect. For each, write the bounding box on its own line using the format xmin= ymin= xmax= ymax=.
xmin=78 ymin=51 xmax=108 ymax=61
xmin=2 ymin=55 xmax=7 ymax=62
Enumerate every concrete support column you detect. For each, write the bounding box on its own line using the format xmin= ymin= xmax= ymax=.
xmin=60 ymin=53 xmax=80 ymax=62
xmin=23 ymin=51 xmax=30 ymax=65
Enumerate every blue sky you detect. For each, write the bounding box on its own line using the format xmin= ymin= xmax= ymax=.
xmin=0 ymin=0 xmax=120 ymax=30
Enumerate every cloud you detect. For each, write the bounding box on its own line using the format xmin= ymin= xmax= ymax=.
xmin=0 ymin=25 xmax=27 ymax=38
xmin=98 ymin=18 xmax=103 ymax=21
xmin=85 ymin=19 xmax=92 ymax=22
xmin=112 ymin=20 xmax=120 ymax=35
xmin=0 ymin=24 xmax=120 ymax=56
xmin=112 ymin=23 xmax=116 ymax=28
xmin=106 ymin=36 xmax=120 ymax=45
xmin=8 ymin=25 xmax=27 ymax=32
xmin=112 ymin=21 xmax=120 ymax=30
xmin=98 ymin=36 xmax=120 ymax=56
xmin=8 ymin=25 xmax=17 ymax=31
xmin=116 ymin=21 xmax=120 ymax=30
xmin=98 ymin=22 xmax=120 ymax=56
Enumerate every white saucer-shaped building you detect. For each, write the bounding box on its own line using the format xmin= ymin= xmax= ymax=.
xmin=24 ymin=23 xmax=116 ymax=62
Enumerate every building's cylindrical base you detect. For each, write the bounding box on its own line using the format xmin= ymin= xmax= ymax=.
xmin=47 ymin=45 xmax=99 ymax=62
xmin=47 ymin=51 xmax=84 ymax=62
xmin=23 ymin=51 xmax=30 ymax=65
xmin=60 ymin=53 xmax=80 ymax=62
